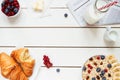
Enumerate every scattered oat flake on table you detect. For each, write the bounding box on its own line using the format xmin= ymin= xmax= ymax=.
xmin=43 ymin=55 xmax=53 ymax=68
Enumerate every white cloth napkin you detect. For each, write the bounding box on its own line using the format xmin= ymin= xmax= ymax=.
xmin=67 ymin=0 xmax=120 ymax=26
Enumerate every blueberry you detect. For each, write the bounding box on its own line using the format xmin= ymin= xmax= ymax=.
xmin=13 ymin=8 xmax=19 ymax=14
xmin=101 ymin=70 xmax=105 ymax=75
xmin=101 ymin=55 xmax=105 ymax=60
xmin=82 ymin=66 xmax=86 ymax=71
xmin=96 ymin=67 xmax=101 ymax=72
xmin=64 ymin=13 xmax=68 ymax=18
xmin=92 ymin=77 xmax=96 ymax=80
xmin=7 ymin=5 xmax=11 ymax=9
xmin=10 ymin=6 xmax=14 ymax=9
xmin=56 ymin=68 xmax=60 ymax=73
xmin=9 ymin=0 xmax=14 ymax=3
xmin=102 ymin=77 xmax=106 ymax=80
xmin=1 ymin=1 xmax=5 ymax=7
xmin=100 ymin=73 xmax=104 ymax=77
xmin=107 ymin=64 xmax=112 ymax=68
xmin=4 ymin=8 xmax=9 ymax=14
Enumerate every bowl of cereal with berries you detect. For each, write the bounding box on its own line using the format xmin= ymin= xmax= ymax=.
xmin=1 ymin=0 xmax=20 ymax=18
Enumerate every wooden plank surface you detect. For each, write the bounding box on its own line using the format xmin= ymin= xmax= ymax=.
xmin=0 ymin=0 xmax=120 ymax=27
xmin=0 ymin=48 xmax=119 ymax=80
xmin=0 ymin=28 xmax=120 ymax=47
xmin=0 ymin=0 xmax=120 ymax=80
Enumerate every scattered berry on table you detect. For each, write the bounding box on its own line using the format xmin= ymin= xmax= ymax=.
xmin=104 ymin=69 xmax=108 ymax=72
xmin=56 ymin=68 xmax=60 ymax=73
xmin=64 ymin=13 xmax=68 ymax=18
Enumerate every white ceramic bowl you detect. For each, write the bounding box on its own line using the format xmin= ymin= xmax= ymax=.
xmin=1 ymin=0 xmax=21 ymax=18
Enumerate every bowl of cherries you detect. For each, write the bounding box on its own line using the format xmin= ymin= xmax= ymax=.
xmin=1 ymin=0 xmax=20 ymax=17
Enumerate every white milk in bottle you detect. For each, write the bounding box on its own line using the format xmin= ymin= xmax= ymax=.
xmin=83 ymin=0 xmax=108 ymax=25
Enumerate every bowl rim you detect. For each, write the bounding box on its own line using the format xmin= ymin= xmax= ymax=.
xmin=1 ymin=0 xmax=21 ymax=18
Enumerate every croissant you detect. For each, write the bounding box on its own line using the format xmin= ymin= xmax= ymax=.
xmin=0 ymin=53 xmax=28 ymax=80
xmin=11 ymin=48 xmax=35 ymax=77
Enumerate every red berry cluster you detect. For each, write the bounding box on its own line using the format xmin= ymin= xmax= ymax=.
xmin=1 ymin=0 xmax=20 ymax=16
xmin=43 ymin=55 xmax=53 ymax=68
xmin=87 ymin=64 xmax=93 ymax=69
xmin=87 ymin=64 xmax=93 ymax=74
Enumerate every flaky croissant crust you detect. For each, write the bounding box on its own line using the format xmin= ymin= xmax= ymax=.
xmin=11 ymin=48 xmax=35 ymax=77
xmin=0 ymin=53 xmax=28 ymax=80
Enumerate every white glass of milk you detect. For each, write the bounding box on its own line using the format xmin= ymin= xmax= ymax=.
xmin=83 ymin=0 xmax=109 ymax=25
xmin=104 ymin=27 xmax=119 ymax=43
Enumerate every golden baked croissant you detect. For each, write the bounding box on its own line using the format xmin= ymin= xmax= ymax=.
xmin=11 ymin=48 xmax=35 ymax=77
xmin=0 ymin=53 xmax=28 ymax=80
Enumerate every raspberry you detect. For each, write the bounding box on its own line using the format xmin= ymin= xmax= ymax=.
xmin=87 ymin=64 xmax=91 ymax=67
xmin=104 ymin=69 xmax=108 ymax=72
xmin=97 ymin=56 xmax=100 ymax=60
xmin=88 ymin=70 xmax=91 ymax=74
xmin=90 ymin=66 xmax=93 ymax=69
xmin=1 ymin=0 xmax=20 ymax=16
xmin=43 ymin=55 xmax=53 ymax=68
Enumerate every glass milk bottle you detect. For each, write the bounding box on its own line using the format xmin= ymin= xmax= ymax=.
xmin=83 ymin=0 xmax=109 ymax=25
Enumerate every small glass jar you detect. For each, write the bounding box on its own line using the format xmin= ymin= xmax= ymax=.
xmin=83 ymin=0 xmax=109 ymax=25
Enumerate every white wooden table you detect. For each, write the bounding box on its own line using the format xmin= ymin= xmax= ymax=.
xmin=0 ymin=0 xmax=120 ymax=80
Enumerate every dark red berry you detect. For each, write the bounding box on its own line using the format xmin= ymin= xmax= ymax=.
xmin=43 ymin=55 xmax=53 ymax=68
xmin=104 ymin=69 xmax=108 ymax=72
xmin=97 ymin=56 xmax=100 ymax=60
xmin=86 ymin=76 xmax=89 ymax=80
xmin=94 ymin=62 xmax=97 ymax=66
xmin=90 ymin=66 xmax=93 ymax=69
xmin=87 ymin=64 xmax=91 ymax=67
xmin=88 ymin=70 xmax=91 ymax=74
xmin=1 ymin=0 xmax=20 ymax=16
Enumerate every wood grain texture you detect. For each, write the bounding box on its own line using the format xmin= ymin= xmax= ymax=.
xmin=0 ymin=28 xmax=120 ymax=46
